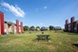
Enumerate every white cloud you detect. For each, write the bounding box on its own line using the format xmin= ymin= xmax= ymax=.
xmin=35 ymin=6 xmax=48 ymax=11
xmin=43 ymin=6 xmax=47 ymax=9
xmin=1 ymin=2 xmax=25 ymax=18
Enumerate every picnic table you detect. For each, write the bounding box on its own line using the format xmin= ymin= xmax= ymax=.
xmin=37 ymin=34 xmax=50 ymax=41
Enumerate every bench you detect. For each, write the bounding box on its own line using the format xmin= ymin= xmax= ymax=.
xmin=37 ymin=35 xmax=50 ymax=41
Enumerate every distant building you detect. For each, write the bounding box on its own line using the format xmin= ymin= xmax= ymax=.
xmin=54 ymin=26 xmax=62 ymax=30
xmin=4 ymin=21 xmax=16 ymax=34
xmin=64 ymin=17 xmax=78 ymax=33
xmin=0 ymin=12 xmax=24 ymax=35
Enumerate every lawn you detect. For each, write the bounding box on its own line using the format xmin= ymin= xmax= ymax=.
xmin=0 ymin=31 xmax=78 ymax=52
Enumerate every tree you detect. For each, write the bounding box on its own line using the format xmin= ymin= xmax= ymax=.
xmin=40 ymin=26 xmax=47 ymax=31
xmin=49 ymin=25 xmax=54 ymax=30
xmin=24 ymin=26 xmax=29 ymax=31
xmin=54 ymin=26 xmax=62 ymax=30
xmin=29 ymin=26 xmax=35 ymax=31
xmin=36 ymin=26 xmax=40 ymax=31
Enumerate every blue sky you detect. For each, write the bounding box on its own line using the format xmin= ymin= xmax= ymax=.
xmin=0 ymin=0 xmax=78 ymax=28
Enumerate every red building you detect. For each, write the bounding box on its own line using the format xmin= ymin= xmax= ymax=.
xmin=64 ymin=17 xmax=78 ymax=33
xmin=16 ymin=20 xmax=24 ymax=33
xmin=0 ymin=12 xmax=4 ymax=34
xmin=0 ymin=12 xmax=24 ymax=35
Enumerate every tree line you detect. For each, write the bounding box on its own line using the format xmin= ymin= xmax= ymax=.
xmin=24 ymin=25 xmax=62 ymax=31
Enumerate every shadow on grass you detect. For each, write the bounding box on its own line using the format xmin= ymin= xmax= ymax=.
xmin=64 ymin=32 xmax=78 ymax=35
xmin=72 ymin=43 xmax=78 ymax=47
xmin=32 ymin=38 xmax=51 ymax=42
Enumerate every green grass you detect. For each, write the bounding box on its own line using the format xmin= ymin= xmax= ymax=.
xmin=0 ymin=31 xmax=78 ymax=52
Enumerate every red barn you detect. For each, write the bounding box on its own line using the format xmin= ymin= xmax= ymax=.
xmin=64 ymin=17 xmax=78 ymax=33
xmin=0 ymin=12 xmax=24 ymax=35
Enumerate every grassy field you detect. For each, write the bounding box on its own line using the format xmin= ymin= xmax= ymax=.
xmin=0 ymin=31 xmax=78 ymax=52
